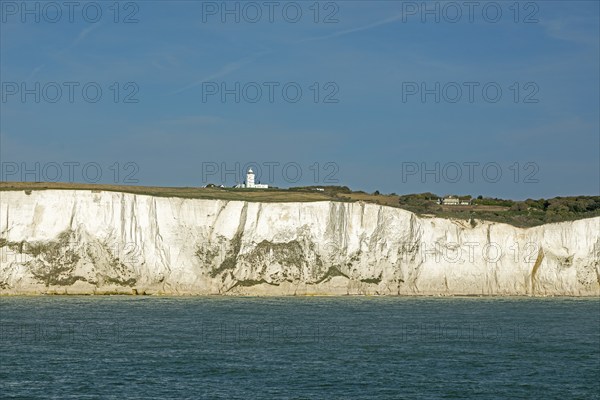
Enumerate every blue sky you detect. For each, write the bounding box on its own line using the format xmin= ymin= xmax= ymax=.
xmin=1 ymin=0 xmax=598 ymax=199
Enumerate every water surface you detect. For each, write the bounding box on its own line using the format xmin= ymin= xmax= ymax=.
xmin=1 ymin=297 xmax=598 ymax=399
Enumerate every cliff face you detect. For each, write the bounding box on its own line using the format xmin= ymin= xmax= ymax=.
xmin=0 ymin=190 xmax=598 ymax=296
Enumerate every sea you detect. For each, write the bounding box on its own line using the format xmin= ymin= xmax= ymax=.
xmin=1 ymin=296 xmax=598 ymax=399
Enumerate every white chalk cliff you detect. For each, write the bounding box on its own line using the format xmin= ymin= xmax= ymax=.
xmin=0 ymin=190 xmax=598 ymax=296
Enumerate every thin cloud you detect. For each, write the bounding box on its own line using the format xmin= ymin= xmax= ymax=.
xmin=55 ymin=24 xmax=102 ymax=56
xmin=296 ymin=13 xmax=405 ymax=43
xmin=26 ymin=64 xmax=45 ymax=80
xmin=170 ymin=49 xmax=270 ymax=95
xmin=161 ymin=115 xmax=224 ymax=126
xmin=539 ymin=17 xmax=599 ymax=46
xmin=74 ymin=24 xmax=101 ymax=45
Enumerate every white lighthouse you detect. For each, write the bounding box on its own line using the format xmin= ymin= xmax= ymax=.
xmin=246 ymin=168 xmax=255 ymax=188
xmin=234 ymin=168 xmax=269 ymax=189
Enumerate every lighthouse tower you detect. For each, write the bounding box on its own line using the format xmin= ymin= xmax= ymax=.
xmin=246 ymin=168 xmax=255 ymax=188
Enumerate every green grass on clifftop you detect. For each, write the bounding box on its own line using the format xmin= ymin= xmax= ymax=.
xmin=1 ymin=182 xmax=598 ymax=228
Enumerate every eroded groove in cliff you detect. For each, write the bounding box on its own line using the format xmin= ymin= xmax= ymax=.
xmin=227 ymin=279 xmax=280 ymax=292
xmin=2 ymin=203 xmax=8 ymax=234
xmin=209 ymin=202 xmax=248 ymax=278
xmin=530 ymin=246 xmax=545 ymax=295
xmin=209 ymin=200 xmax=229 ymax=237
xmin=361 ymin=272 xmax=382 ymax=284
xmin=315 ymin=266 xmax=349 ymax=284
xmin=17 ymin=231 xmax=84 ymax=287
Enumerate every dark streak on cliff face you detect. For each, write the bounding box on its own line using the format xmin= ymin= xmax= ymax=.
xmin=15 ymin=231 xmax=83 ymax=287
xmin=209 ymin=232 xmax=243 ymax=278
xmin=530 ymin=248 xmax=545 ymax=295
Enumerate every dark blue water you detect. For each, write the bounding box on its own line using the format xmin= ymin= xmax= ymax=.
xmin=1 ymin=297 xmax=598 ymax=399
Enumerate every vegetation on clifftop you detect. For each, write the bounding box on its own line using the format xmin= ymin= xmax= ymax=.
xmin=1 ymin=182 xmax=598 ymax=228
xmin=397 ymin=193 xmax=600 ymax=227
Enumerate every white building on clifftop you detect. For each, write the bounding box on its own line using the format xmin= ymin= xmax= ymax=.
xmin=234 ymin=168 xmax=269 ymax=189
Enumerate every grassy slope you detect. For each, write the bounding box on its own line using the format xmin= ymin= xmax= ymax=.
xmin=1 ymin=182 xmax=598 ymax=228
xmin=0 ymin=181 xmax=336 ymax=202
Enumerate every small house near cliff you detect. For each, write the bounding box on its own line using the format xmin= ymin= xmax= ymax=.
xmin=439 ymin=196 xmax=471 ymax=206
